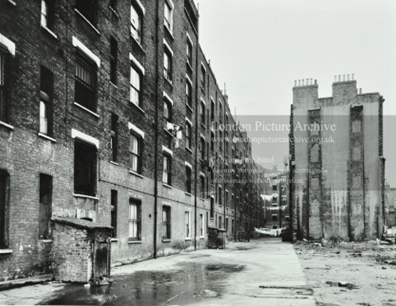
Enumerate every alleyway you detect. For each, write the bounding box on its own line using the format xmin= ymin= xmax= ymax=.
xmin=1 ymin=238 xmax=315 ymax=306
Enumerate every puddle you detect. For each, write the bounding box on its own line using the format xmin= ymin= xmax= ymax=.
xmin=42 ymin=263 xmax=245 ymax=305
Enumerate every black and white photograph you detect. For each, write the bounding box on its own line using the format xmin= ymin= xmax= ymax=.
xmin=0 ymin=0 xmax=395 ymax=305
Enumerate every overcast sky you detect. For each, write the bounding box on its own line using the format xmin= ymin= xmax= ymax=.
xmin=197 ymin=0 xmax=396 ymax=185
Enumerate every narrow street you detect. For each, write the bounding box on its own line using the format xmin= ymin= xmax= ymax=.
xmin=2 ymin=238 xmax=315 ymax=306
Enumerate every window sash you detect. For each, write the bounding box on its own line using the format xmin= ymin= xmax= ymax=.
xmin=162 ymin=208 xmax=171 ymax=238
xmin=129 ymin=134 xmax=140 ymax=172
xmin=130 ymin=67 xmax=141 ymax=105
xmin=131 ymin=5 xmax=142 ymax=43
xmin=163 ymin=155 xmax=171 ymax=184
xmin=184 ymin=212 xmax=190 ymax=237
xmin=39 ymin=101 xmax=48 ymax=134
xmin=75 ymin=51 xmax=97 ymax=111
xmin=164 ymin=2 xmax=172 ymax=30
xmin=186 ymin=123 xmax=191 ymax=148
xmin=163 ymin=51 xmax=171 ymax=80
xmin=76 ymin=0 xmax=98 ymax=25
xmin=128 ymin=203 xmax=141 ymax=239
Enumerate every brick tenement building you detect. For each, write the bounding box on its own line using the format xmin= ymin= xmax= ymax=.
xmin=0 ymin=0 xmax=264 ymax=281
xmin=289 ymin=77 xmax=385 ymax=240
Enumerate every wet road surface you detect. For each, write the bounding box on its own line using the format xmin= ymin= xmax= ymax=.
xmin=42 ymin=262 xmax=245 ymax=305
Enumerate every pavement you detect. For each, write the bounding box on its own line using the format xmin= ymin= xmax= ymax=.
xmin=0 ymin=238 xmax=316 ymax=305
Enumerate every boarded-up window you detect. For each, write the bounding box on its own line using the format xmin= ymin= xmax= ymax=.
xmin=353 ymin=147 xmax=361 ymax=161
xmin=310 ymin=144 xmax=319 ymax=162
xmin=352 ymin=120 xmax=361 ymax=133
xmin=352 ymin=175 xmax=362 ymax=189
xmin=39 ymin=174 xmax=52 ymax=239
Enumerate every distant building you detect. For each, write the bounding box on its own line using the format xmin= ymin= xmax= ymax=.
xmin=289 ymin=77 xmax=385 ymax=240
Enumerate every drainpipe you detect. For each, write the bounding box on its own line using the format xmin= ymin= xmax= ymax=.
xmin=193 ymin=9 xmax=200 ymax=251
xmin=153 ymin=0 xmax=160 ymax=259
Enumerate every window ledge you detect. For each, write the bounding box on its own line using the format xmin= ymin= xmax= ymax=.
xmin=0 ymin=249 xmax=12 ymax=254
xmin=129 ymin=170 xmax=144 ymax=179
xmin=164 ymin=25 xmax=175 ymax=39
xmin=110 ymin=238 xmax=118 ymax=242
xmin=74 ymin=9 xmax=100 ymax=35
xmin=128 ymin=240 xmax=142 ymax=244
xmin=186 ymin=147 xmax=193 ymax=154
xmin=163 ymin=183 xmax=172 ymax=189
xmin=164 ymin=77 xmax=173 ymax=87
xmin=186 ymin=103 xmax=193 ymax=113
xmin=110 ymin=82 xmax=118 ymax=89
xmin=163 ymin=128 xmax=174 ymax=138
xmin=0 ymin=121 xmax=14 ymax=130
xmin=199 ymin=237 xmax=205 ymax=240
xmin=110 ymin=161 xmax=120 ymax=166
xmin=109 ymin=6 xmax=119 ymax=18
xmin=185 ymin=192 xmax=192 ymax=197
xmin=38 ymin=133 xmax=57 ymax=143
xmin=162 ymin=239 xmax=171 ymax=243
xmin=199 ymin=198 xmax=205 ymax=201
xmin=185 ymin=238 xmax=192 ymax=241
xmin=131 ymin=35 xmax=145 ymax=53
xmin=73 ymin=102 xmax=100 ymax=118
xmin=186 ymin=61 xmax=193 ymax=72
xmin=130 ymin=101 xmax=146 ymax=115
xmin=201 ymin=123 xmax=206 ymax=129
xmin=7 ymin=0 xmax=16 ymax=6
xmin=42 ymin=26 xmax=58 ymax=39
xmin=73 ymin=193 xmax=99 ymax=201
xmin=39 ymin=239 xmax=52 ymax=243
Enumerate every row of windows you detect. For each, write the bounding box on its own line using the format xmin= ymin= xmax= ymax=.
xmin=110 ymin=191 xmax=205 ymax=240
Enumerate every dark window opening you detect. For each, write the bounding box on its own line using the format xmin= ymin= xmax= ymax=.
xmin=110 ymin=0 xmax=117 ymax=10
xmin=74 ymin=140 xmax=97 ymax=196
xmin=39 ymin=174 xmax=52 ymax=239
xmin=200 ymin=101 xmax=205 ymax=125
xmin=186 ymin=41 xmax=192 ymax=66
xmin=200 ymin=137 xmax=205 ymax=160
xmin=200 ymin=66 xmax=205 ymax=90
xmin=128 ymin=198 xmax=141 ymax=241
xmin=111 ymin=113 xmax=118 ymax=162
xmin=75 ymin=50 xmax=97 ymax=112
xmin=186 ymin=166 xmax=192 ymax=193
xmin=76 ymin=0 xmax=98 ymax=26
xmin=184 ymin=0 xmax=198 ymax=31
xmin=210 ymin=197 xmax=214 ymax=218
xmin=186 ymin=81 xmax=192 ymax=107
xmin=0 ymin=51 xmax=9 ymax=124
xmin=200 ymin=176 xmax=205 ymax=198
xmin=0 ymin=170 xmax=9 ymax=248
xmin=40 ymin=66 xmax=54 ymax=136
xmin=41 ymin=0 xmax=55 ymax=30
xmin=111 ymin=190 xmax=117 ymax=237
xmin=110 ymin=36 xmax=118 ymax=85
xmin=185 ymin=122 xmax=192 ymax=149
xmin=162 ymin=206 xmax=171 ymax=239
xmin=164 ymin=99 xmax=172 ymax=123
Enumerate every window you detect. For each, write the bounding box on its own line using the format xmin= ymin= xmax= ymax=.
xmin=200 ymin=137 xmax=205 ymax=160
xmin=0 ymin=51 xmax=6 ymax=123
xmin=40 ymin=66 xmax=53 ymax=136
xmin=272 ymin=214 xmax=278 ymax=222
xmin=184 ymin=211 xmax=190 ymax=238
xmin=164 ymin=98 xmax=172 ymax=123
xmin=110 ymin=0 xmax=117 ymax=10
xmin=128 ymin=199 xmax=141 ymax=241
xmin=130 ymin=66 xmax=141 ymax=106
xmin=185 ymin=121 xmax=192 ymax=149
xmin=200 ymin=175 xmax=205 ymax=198
xmin=129 ymin=133 xmax=142 ymax=173
xmin=110 ymin=36 xmax=118 ymax=85
xmin=185 ymin=166 xmax=192 ymax=193
xmin=219 ymin=103 xmax=223 ymax=123
xmin=111 ymin=113 xmax=118 ymax=162
xmin=41 ymin=0 xmax=54 ymax=30
xmin=200 ymin=66 xmax=205 ymax=90
xmin=163 ymin=154 xmax=172 ymax=184
xmin=200 ymin=101 xmax=205 ymax=125
xmin=225 ymin=217 xmax=228 ymax=232
xmin=218 ymin=186 xmax=222 ymax=205
xmin=74 ymin=140 xmax=97 ymax=196
xmin=75 ymin=50 xmax=97 ymax=111
xmin=0 ymin=170 xmax=9 ymax=248
xmin=39 ymin=174 xmax=52 ymax=239
xmin=219 ymin=130 xmax=223 ymax=150
xmin=231 ymin=219 xmax=234 ymax=234
xmin=131 ymin=4 xmax=142 ymax=44
xmin=211 ymin=100 xmax=215 ymax=120
xmin=210 ymin=132 xmax=215 ymax=152
xmin=163 ymin=49 xmax=172 ymax=81
xmin=111 ymin=190 xmax=117 ymax=238
xmin=186 ymin=81 xmax=192 ymax=107
xmin=225 ymin=190 xmax=228 ymax=208
xmin=76 ymin=0 xmax=98 ymax=26
xmin=199 ymin=214 xmax=204 ymax=237
xmin=162 ymin=206 xmax=171 ymax=239
xmin=272 ymin=185 xmax=277 ymax=191
xmin=186 ymin=40 xmax=192 ymax=66
xmin=164 ymin=0 xmax=173 ymax=33
xmin=210 ymin=197 xmax=214 ymax=218
xmin=219 ymin=216 xmax=222 ymax=229
xmin=232 ymin=194 xmax=235 ymax=210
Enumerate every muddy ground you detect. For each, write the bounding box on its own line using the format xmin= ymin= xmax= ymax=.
xmin=295 ymin=240 xmax=396 ymax=306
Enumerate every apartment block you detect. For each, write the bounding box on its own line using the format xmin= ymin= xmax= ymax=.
xmin=0 ymin=0 xmax=264 ymax=281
